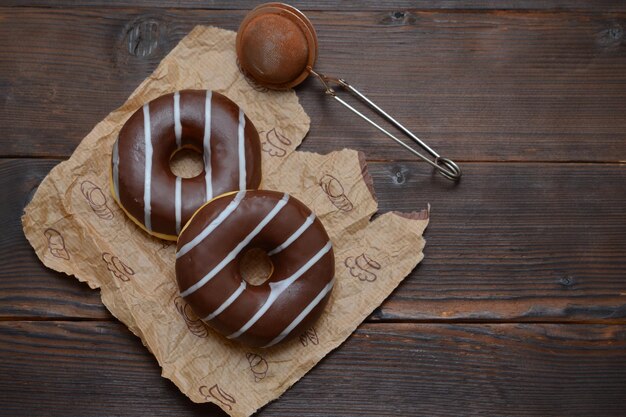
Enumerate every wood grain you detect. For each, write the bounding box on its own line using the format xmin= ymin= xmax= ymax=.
xmin=4 ymin=159 xmax=625 ymax=322
xmin=1 ymin=8 xmax=624 ymax=161
xmin=4 ymin=1 xmax=626 ymax=12
xmin=1 ymin=320 xmax=625 ymax=416
xmin=369 ymin=161 xmax=626 ymax=322
xmin=0 ymin=159 xmax=109 ymax=319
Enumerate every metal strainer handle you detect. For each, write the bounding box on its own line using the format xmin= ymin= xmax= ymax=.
xmin=310 ymin=70 xmax=462 ymax=181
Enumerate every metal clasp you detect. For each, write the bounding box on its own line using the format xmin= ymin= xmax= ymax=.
xmin=310 ymin=70 xmax=462 ymax=181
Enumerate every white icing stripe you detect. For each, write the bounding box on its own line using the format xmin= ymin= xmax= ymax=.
xmin=263 ymin=278 xmax=335 ymax=348
xmin=204 ymin=91 xmax=213 ymax=200
xmin=175 ymin=176 xmax=182 ymax=234
xmin=228 ymin=240 xmax=333 ymax=340
xmin=176 ymin=190 xmax=246 ymax=259
xmin=238 ymin=109 xmax=246 ymax=190
xmin=112 ymin=139 xmax=120 ymax=200
xmin=173 ymin=91 xmax=182 ymax=148
xmin=143 ymin=104 xmax=153 ymax=231
xmin=203 ymin=281 xmax=247 ymax=321
xmin=267 ymin=212 xmax=316 ymax=256
xmin=180 ymin=194 xmax=290 ymax=298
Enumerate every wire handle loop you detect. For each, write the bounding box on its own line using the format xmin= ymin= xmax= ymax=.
xmin=310 ymin=70 xmax=462 ymax=181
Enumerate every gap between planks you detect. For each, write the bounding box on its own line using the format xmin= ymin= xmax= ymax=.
xmin=3 ymin=4 xmax=626 ymax=14
xmin=1 ymin=316 xmax=625 ymax=325
xmin=0 ymin=156 xmax=624 ymax=165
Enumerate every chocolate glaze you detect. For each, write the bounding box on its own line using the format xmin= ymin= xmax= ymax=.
xmin=176 ymin=190 xmax=335 ymax=348
xmin=112 ymin=90 xmax=262 ymax=239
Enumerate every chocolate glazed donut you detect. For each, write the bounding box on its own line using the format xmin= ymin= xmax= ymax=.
xmin=176 ymin=190 xmax=335 ymax=348
xmin=110 ymin=90 xmax=262 ymax=240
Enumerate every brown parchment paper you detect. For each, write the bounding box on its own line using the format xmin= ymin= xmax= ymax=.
xmin=22 ymin=26 xmax=429 ymax=416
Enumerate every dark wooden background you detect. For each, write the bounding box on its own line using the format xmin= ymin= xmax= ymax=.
xmin=1 ymin=1 xmax=625 ymax=416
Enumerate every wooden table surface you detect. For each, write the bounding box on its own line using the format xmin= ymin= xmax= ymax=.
xmin=2 ymin=1 xmax=625 ymax=416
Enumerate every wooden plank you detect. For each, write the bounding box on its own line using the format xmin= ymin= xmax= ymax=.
xmin=1 ymin=321 xmax=625 ymax=416
xmin=0 ymin=159 xmax=109 ymax=319
xmin=3 ymin=159 xmax=625 ymax=321
xmin=1 ymin=8 xmax=625 ymax=161
xmin=370 ymin=161 xmax=626 ymax=322
xmin=3 ymin=1 xmax=626 ymax=12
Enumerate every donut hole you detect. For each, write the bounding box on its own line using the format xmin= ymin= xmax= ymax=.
xmin=239 ymin=248 xmax=274 ymax=286
xmin=169 ymin=147 xmax=204 ymax=178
